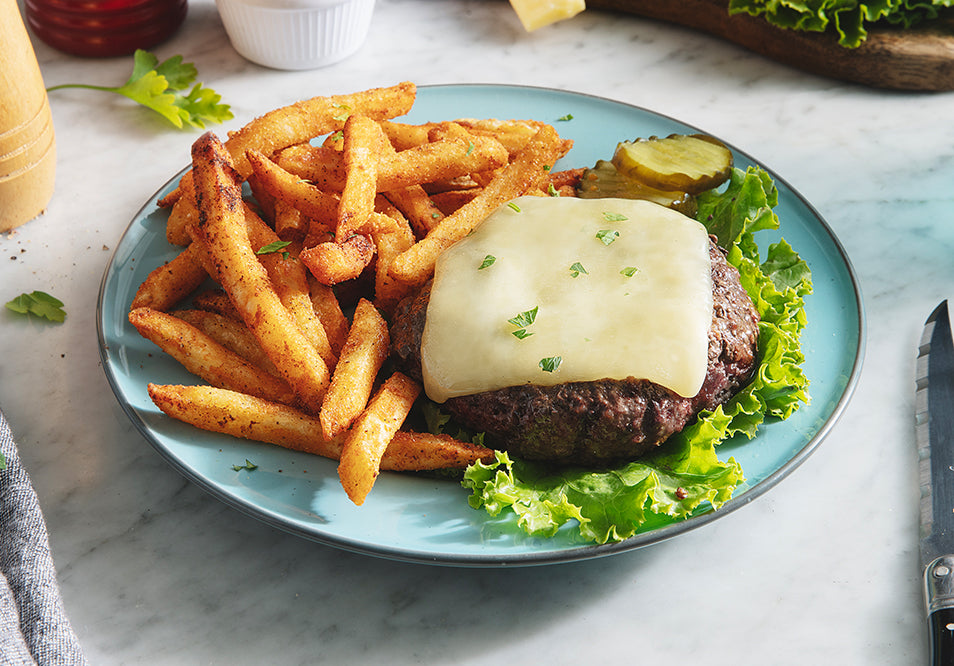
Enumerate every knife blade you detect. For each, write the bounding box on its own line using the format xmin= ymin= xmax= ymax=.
xmin=917 ymin=299 xmax=954 ymax=665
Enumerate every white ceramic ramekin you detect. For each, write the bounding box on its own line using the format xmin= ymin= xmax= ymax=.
xmin=215 ymin=0 xmax=375 ymax=70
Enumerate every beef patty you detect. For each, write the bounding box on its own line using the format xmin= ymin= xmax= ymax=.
xmin=390 ymin=236 xmax=760 ymax=466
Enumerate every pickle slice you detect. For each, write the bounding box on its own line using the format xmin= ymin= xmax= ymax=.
xmin=576 ymin=160 xmax=697 ymax=218
xmin=612 ymin=134 xmax=733 ymax=195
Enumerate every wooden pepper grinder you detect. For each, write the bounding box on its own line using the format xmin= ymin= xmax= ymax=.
xmin=0 ymin=0 xmax=56 ymax=232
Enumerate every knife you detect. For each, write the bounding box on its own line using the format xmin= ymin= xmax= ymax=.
xmin=917 ymin=300 xmax=954 ymax=664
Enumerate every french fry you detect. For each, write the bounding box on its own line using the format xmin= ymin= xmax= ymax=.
xmin=172 ymin=309 xmax=280 ymax=376
xmin=338 ymin=372 xmax=421 ymax=505
xmin=130 ymin=241 xmax=207 ymax=312
xmin=245 ymin=149 xmax=339 ymax=228
xmin=319 ymin=298 xmax=389 ymax=440
xmin=166 ymin=195 xmax=198 ymax=247
xmin=190 ymin=131 xmax=331 ymax=412
xmin=336 ymin=114 xmax=381 ymax=241
xmin=242 ymin=207 xmax=337 ymax=368
xmin=300 ymin=233 xmax=375 ymax=286
xmin=370 ymin=198 xmax=416 ymax=315
xmin=308 ymin=277 xmax=349 ymax=354
xmin=129 ymin=308 xmax=295 ymax=404
xmin=146 ymin=383 xmax=493 ymax=470
xmin=388 ymin=124 xmax=569 ymax=286
xmin=190 ymin=289 xmax=240 ymax=319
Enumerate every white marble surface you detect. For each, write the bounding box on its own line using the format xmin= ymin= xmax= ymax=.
xmin=2 ymin=0 xmax=953 ymax=662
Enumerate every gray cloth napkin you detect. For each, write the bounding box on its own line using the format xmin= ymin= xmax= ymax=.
xmin=0 ymin=409 xmax=86 ymax=666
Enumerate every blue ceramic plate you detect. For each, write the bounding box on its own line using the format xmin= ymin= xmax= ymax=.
xmin=97 ymin=84 xmax=864 ymax=566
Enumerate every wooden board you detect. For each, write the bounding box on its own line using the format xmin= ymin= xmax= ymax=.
xmin=588 ymin=0 xmax=954 ymax=91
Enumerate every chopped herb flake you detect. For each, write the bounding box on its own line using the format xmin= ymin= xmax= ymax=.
xmin=595 ymin=229 xmax=619 ymax=245
xmin=569 ymin=262 xmax=588 ymax=278
xmin=507 ymin=202 xmax=522 ymax=212
xmin=602 ymin=212 xmax=628 ymax=222
xmin=512 ymin=329 xmax=533 ymax=339
xmin=557 ymin=113 xmax=574 ymax=121
xmin=620 ymin=266 xmax=639 ymax=277
xmin=466 ymin=142 xmax=475 ymax=156
xmin=256 ymin=240 xmax=292 ymax=257
xmin=478 ymin=255 xmax=496 ymax=270
xmin=232 ymin=459 xmax=258 ymax=471
xmin=539 ymin=356 xmax=562 ymax=372
xmin=547 ymin=183 xmax=560 ymax=197
xmin=508 ymin=306 xmax=538 ymax=329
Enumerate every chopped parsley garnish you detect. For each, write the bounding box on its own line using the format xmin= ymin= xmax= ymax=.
xmin=232 ymin=459 xmax=258 ymax=471
xmin=332 ymin=103 xmax=352 ymax=122
xmin=595 ymin=229 xmax=619 ymax=245
xmin=509 ymin=306 xmax=538 ymax=339
xmin=478 ymin=255 xmax=497 ymax=270
xmin=547 ymin=183 xmax=560 ymax=197
xmin=255 ymin=240 xmax=292 ymax=259
xmin=507 ymin=202 xmax=522 ymax=212
xmin=5 ymin=291 xmax=66 ymax=322
xmin=539 ymin=356 xmax=562 ymax=372
xmin=620 ymin=266 xmax=639 ymax=277
xmin=330 ymin=130 xmax=344 ymax=142
xmin=556 ymin=113 xmax=574 ymax=121
xmin=569 ymin=262 xmax=588 ymax=278
xmin=602 ymin=212 xmax=628 ymax=222
xmin=508 ymin=307 xmax=538 ymax=328
xmin=466 ymin=141 xmax=475 ymax=156
xmin=0 ymin=452 xmax=6 ymax=470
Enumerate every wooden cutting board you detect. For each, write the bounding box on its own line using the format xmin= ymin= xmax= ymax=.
xmin=588 ymin=0 xmax=954 ymax=91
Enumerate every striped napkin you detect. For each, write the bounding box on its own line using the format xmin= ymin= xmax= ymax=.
xmin=0 ymin=409 xmax=86 ymax=666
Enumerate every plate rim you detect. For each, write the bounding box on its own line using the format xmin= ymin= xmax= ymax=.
xmin=96 ymin=82 xmax=866 ymax=567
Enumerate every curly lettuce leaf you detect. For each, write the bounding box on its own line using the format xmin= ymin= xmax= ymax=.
xmin=727 ymin=0 xmax=954 ymax=48
xmin=463 ymin=165 xmax=812 ymax=544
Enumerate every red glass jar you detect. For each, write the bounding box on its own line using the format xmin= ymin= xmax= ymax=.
xmin=25 ymin=0 xmax=188 ymax=58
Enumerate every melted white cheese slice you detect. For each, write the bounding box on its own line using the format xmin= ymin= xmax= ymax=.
xmin=421 ymin=196 xmax=713 ymax=403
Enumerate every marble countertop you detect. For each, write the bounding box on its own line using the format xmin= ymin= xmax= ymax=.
xmin=2 ymin=0 xmax=952 ymax=662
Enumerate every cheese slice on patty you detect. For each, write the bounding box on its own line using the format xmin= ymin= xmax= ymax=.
xmin=421 ymin=196 xmax=713 ymax=403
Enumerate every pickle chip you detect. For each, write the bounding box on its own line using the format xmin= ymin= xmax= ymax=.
xmin=576 ymin=160 xmax=697 ymax=218
xmin=612 ymin=134 xmax=733 ymax=195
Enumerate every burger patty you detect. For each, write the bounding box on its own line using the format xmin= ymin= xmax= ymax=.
xmin=390 ymin=236 xmax=760 ymax=466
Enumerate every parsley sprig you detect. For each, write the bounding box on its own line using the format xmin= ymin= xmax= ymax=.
xmin=47 ymin=50 xmax=233 ymax=129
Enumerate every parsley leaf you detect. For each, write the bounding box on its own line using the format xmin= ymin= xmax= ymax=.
xmin=47 ymin=49 xmax=233 ymax=129
xmin=620 ymin=266 xmax=639 ymax=277
xmin=5 ymin=291 xmax=66 ymax=322
xmin=256 ymin=240 xmax=292 ymax=258
xmin=569 ymin=262 xmax=587 ymax=278
xmin=557 ymin=113 xmax=574 ymax=121
xmin=595 ymin=229 xmax=619 ymax=245
xmin=478 ymin=255 xmax=497 ymax=270
xmin=539 ymin=356 xmax=562 ymax=372
xmin=508 ymin=306 xmax=538 ymax=329
xmin=602 ymin=212 xmax=628 ymax=222
xmin=232 ymin=459 xmax=258 ymax=471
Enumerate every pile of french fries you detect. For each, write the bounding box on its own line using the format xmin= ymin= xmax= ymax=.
xmin=128 ymin=81 xmax=579 ymax=505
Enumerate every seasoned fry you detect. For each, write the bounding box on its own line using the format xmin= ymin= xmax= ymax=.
xmin=388 ymin=124 xmax=569 ymax=286
xmin=300 ymin=233 xmax=375 ymax=286
xmin=319 ymin=298 xmax=389 ymax=440
xmin=190 ymin=288 xmax=240 ymax=319
xmin=308 ymin=277 xmax=349 ymax=354
xmin=246 ymin=149 xmax=339 ymax=228
xmin=166 ymin=195 xmax=198 ymax=246
xmin=172 ymin=309 xmax=279 ymax=376
xmin=338 ymin=372 xmax=421 ymax=505
xmin=336 ymin=114 xmax=381 ymax=241
xmin=146 ymin=383 xmax=493 ymax=469
xmin=370 ymin=198 xmax=416 ymax=315
xmin=131 ymin=241 xmax=207 ymax=312
xmin=190 ymin=131 xmax=331 ymax=412
xmin=130 ymin=308 xmax=295 ymax=403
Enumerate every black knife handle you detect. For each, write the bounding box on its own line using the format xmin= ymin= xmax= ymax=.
xmin=926 ymin=557 xmax=954 ymax=665
xmin=929 ymin=608 xmax=954 ymax=665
